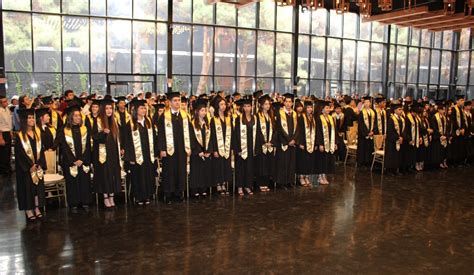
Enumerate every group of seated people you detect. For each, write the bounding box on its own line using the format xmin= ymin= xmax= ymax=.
xmin=1 ymin=88 xmax=472 ymax=221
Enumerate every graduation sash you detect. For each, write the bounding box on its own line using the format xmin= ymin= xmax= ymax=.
xmin=454 ymin=106 xmax=462 ymax=134
xmin=239 ymin=115 xmax=257 ymax=160
xmin=51 ymin=110 xmax=59 ymax=129
xmin=19 ymin=128 xmax=44 ymax=185
xmin=375 ymin=108 xmax=386 ymax=135
xmin=407 ymin=113 xmax=420 ymax=148
xmin=303 ymin=114 xmax=316 ymax=153
xmin=44 ymin=125 xmax=57 ymax=140
xmin=115 ymin=110 xmax=131 ymax=126
xmin=320 ymin=114 xmax=335 ymax=154
xmin=422 ymin=117 xmax=430 ymax=147
xmin=130 ymin=118 xmax=155 ymax=165
xmin=279 ymin=109 xmax=297 ymax=151
xmin=96 ymin=118 xmax=107 ymax=164
xmin=214 ymin=116 xmax=232 ymax=159
xmin=391 ymin=114 xmax=405 ymax=151
xmin=258 ymin=112 xmax=274 ymax=154
xmin=164 ymin=109 xmax=191 ymax=156
xmin=435 ymin=113 xmax=447 ymax=148
xmin=64 ymin=125 xmax=90 ymax=177
xmin=362 ymin=108 xmax=375 ymax=139
xmin=192 ymin=120 xmax=210 ymax=151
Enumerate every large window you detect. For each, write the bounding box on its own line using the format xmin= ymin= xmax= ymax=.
xmin=0 ymin=2 xmax=468 ymax=98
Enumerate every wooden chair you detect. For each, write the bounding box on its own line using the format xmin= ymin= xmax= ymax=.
xmin=371 ymin=134 xmax=386 ymax=174
xmin=344 ymin=127 xmax=358 ymax=166
xmin=43 ymin=150 xmax=67 ymax=208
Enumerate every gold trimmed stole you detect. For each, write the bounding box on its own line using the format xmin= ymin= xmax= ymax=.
xmin=240 ymin=115 xmax=257 ymax=160
xmin=192 ymin=121 xmax=211 ymax=151
xmin=303 ymin=114 xmax=316 ymax=153
xmin=164 ymin=109 xmax=191 ymax=156
xmin=258 ymin=112 xmax=274 ymax=154
xmin=130 ymin=118 xmax=155 ymax=165
xmin=279 ymin=109 xmax=297 ymax=151
xmin=362 ymin=108 xmax=375 ymax=139
xmin=435 ymin=113 xmax=447 ymax=148
xmin=319 ymin=114 xmax=335 ymax=154
xmin=64 ymin=125 xmax=90 ymax=177
xmin=375 ymin=108 xmax=386 ymax=135
xmin=214 ymin=116 xmax=232 ymax=159
xmin=115 ymin=110 xmax=131 ymax=126
xmin=19 ymin=128 xmax=44 ymax=185
xmin=407 ymin=113 xmax=420 ymax=148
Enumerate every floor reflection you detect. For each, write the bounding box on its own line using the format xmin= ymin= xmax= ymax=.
xmin=0 ymin=166 xmax=473 ymax=273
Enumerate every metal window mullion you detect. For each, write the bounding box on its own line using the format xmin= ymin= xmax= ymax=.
xmin=60 ymin=0 xmax=64 ymax=93
xmin=307 ymin=9 xmax=313 ymax=95
xmin=272 ymin=3 xmax=276 ymax=92
xmin=30 ymin=0 xmax=36 ymax=89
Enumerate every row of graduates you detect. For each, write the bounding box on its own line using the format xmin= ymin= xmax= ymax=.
xmin=16 ymin=91 xmax=341 ymax=217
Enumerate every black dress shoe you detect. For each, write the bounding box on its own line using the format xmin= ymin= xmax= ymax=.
xmin=70 ymin=207 xmax=79 ymax=214
xmin=82 ymin=205 xmax=90 ymax=212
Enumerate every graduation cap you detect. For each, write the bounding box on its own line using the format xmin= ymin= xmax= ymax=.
xmin=35 ymin=108 xmax=50 ymax=118
xmin=455 ymin=94 xmax=465 ymax=100
xmin=253 ymin=90 xmax=263 ymax=99
xmin=464 ymin=101 xmax=471 ymax=107
xmin=115 ymin=96 xmax=126 ymax=103
xmin=64 ymin=103 xmax=81 ymax=116
xmin=181 ymin=96 xmax=189 ymax=103
xmin=91 ymin=99 xmax=101 ymax=106
xmin=294 ymin=99 xmax=303 ymax=109
xmin=435 ymin=100 xmax=445 ymax=108
xmin=282 ymin=93 xmax=295 ymax=100
xmin=304 ymin=100 xmax=313 ymax=107
xmin=100 ymin=98 xmax=115 ymax=106
xmin=374 ymin=97 xmax=385 ymax=104
xmin=235 ymin=98 xmax=252 ymax=107
xmin=192 ymin=99 xmax=208 ymax=110
xmin=154 ymin=103 xmax=165 ymax=109
xmin=17 ymin=108 xmax=35 ymax=120
xmin=334 ymin=102 xmax=342 ymax=108
xmin=321 ymin=100 xmax=331 ymax=107
xmin=130 ymin=99 xmax=147 ymax=109
xmin=42 ymin=96 xmax=53 ymax=105
xmin=258 ymin=94 xmax=272 ymax=105
xmin=232 ymin=92 xmax=241 ymax=98
xmin=166 ymin=92 xmax=181 ymax=100
xmin=272 ymin=102 xmax=282 ymax=111
xmin=68 ymin=97 xmax=85 ymax=108
xmin=87 ymin=93 xmax=96 ymax=100
xmin=362 ymin=96 xmax=372 ymax=101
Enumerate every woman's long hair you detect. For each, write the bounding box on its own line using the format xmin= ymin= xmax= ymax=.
xmin=193 ymin=106 xmax=208 ymax=131
xmin=213 ymin=96 xmax=229 ymax=118
xmin=303 ymin=105 xmax=315 ymax=129
xmin=131 ymin=106 xmax=151 ymax=131
xmin=98 ymin=103 xmax=118 ymax=139
xmin=65 ymin=110 xmax=83 ymax=129
xmin=258 ymin=98 xmax=275 ymax=127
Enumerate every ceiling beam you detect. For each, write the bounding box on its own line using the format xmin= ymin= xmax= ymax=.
xmin=383 ymin=10 xmax=447 ymax=25
xmin=429 ymin=22 xmax=474 ymax=32
xmin=362 ymin=6 xmax=430 ymax=23
xmin=406 ymin=13 xmax=472 ymax=28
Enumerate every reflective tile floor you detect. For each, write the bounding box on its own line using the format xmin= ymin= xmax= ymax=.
xmin=0 ymin=166 xmax=473 ymax=274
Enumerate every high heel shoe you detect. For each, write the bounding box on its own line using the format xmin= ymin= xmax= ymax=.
xmin=244 ymin=188 xmax=253 ymax=195
xmin=237 ymin=187 xmax=244 ymax=196
xmin=34 ymin=207 xmax=43 ymax=218
xmin=109 ymin=195 xmax=116 ymax=207
xmin=103 ymin=195 xmax=112 ymax=208
xmin=25 ymin=211 xmax=36 ymax=222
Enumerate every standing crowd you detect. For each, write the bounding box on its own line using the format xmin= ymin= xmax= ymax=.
xmin=0 ymin=89 xmax=472 ymax=221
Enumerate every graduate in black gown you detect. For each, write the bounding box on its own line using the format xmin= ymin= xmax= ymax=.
xmin=315 ymin=101 xmax=337 ymax=185
xmin=374 ymin=97 xmax=387 ymax=136
xmin=233 ymin=98 xmax=256 ymax=196
xmin=463 ymin=101 xmax=473 ymax=163
xmin=430 ymin=102 xmax=449 ymax=169
xmin=296 ymin=101 xmax=316 ymax=187
xmin=58 ymin=105 xmax=92 ymax=212
xmin=385 ymin=102 xmax=405 ymax=175
xmin=275 ymin=93 xmax=298 ymax=187
xmin=254 ymin=95 xmax=275 ymax=192
xmin=123 ymin=99 xmax=157 ymax=205
xmin=92 ymin=99 xmax=122 ymax=209
xmin=356 ymin=96 xmax=375 ymax=167
xmin=416 ymin=103 xmax=432 ymax=171
xmin=157 ymin=92 xmax=191 ymax=202
xmin=115 ymin=96 xmax=131 ymax=146
xmin=15 ymin=108 xmax=46 ymax=221
xmin=342 ymin=96 xmax=359 ymax=137
xmin=42 ymin=96 xmax=63 ymax=131
xmin=404 ymin=104 xmax=422 ymax=172
xmin=449 ymin=95 xmax=467 ymax=166
xmin=35 ymin=108 xmax=57 ymax=151
xmin=210 ymin=96 xmax=233 ymax=196
xmin=332 ymin=103 xmax=346 ymax=162
xmin=189 ymin=99 xmax=213 ymax=198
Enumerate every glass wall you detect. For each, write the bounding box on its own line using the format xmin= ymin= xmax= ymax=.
xmin=1 ymin=1 xmax=471 ymax=98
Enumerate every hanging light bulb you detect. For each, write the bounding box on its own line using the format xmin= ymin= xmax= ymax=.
xmin=334 ymin=0 xmax=349 ymax=14
xmin=443 ymin=0 xmax=456 ymax=14
xmin=378 ymin=0 xmax=393 ymax=11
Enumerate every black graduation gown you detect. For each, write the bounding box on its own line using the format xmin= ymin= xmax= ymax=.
xmin=117 ymin=111 xmax=128 ymax=146
xmin=254 ymin=114 xmax=275 ymax=181
xmin=15 ymin=133 xmax=46 ymax=210
xmin=58 ymin=125 xmax=92 ymax=207
xmin=315 ymin=115 xmax=336 ymax=174
xmin=343 ymin=107 xmax=357 ymax=130
xmin=275 ymin=111 xmax=297 ymax=184
xmin=123 ymin=120 xmax=157 ymax=201
xmin=92 ymin=118 xmax=122 ymax=194
xmin=210 ymin=117 xmax=233 ymax=184
xmin=449 ymin=106 xmax=466 ymax=163
xmin=233 ymin=116 xmax=255 ymax=188
xmin=190 ymin=123 xmax=213 ymax=192
xmin=403 ymin=114 xmax=419 ymax=168
xmin=385 ymin=116 xmax=403 ymax=170
xmin=157 ymin=111 xmax=189 ymax=196
xmin=296 ymin=115 xmax=315 ymax=175
xmin=333 ymin=113 xmax=347 ymax=161
xmin=430 ymin=114 xmax=448 ymax=165
xmin=465 ymin=112 xmax=474 ymax=159
xmin=39 ymin=125 xmax=57 ymax=151
xmin=417 ymin=117 xmax=430 ymax=163
xmin=356 ymin=110 xmax=375 ymax=166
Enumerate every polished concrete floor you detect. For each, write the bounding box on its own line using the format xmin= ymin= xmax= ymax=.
xmin=0 ymin=166 xmax=473 ymax=274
